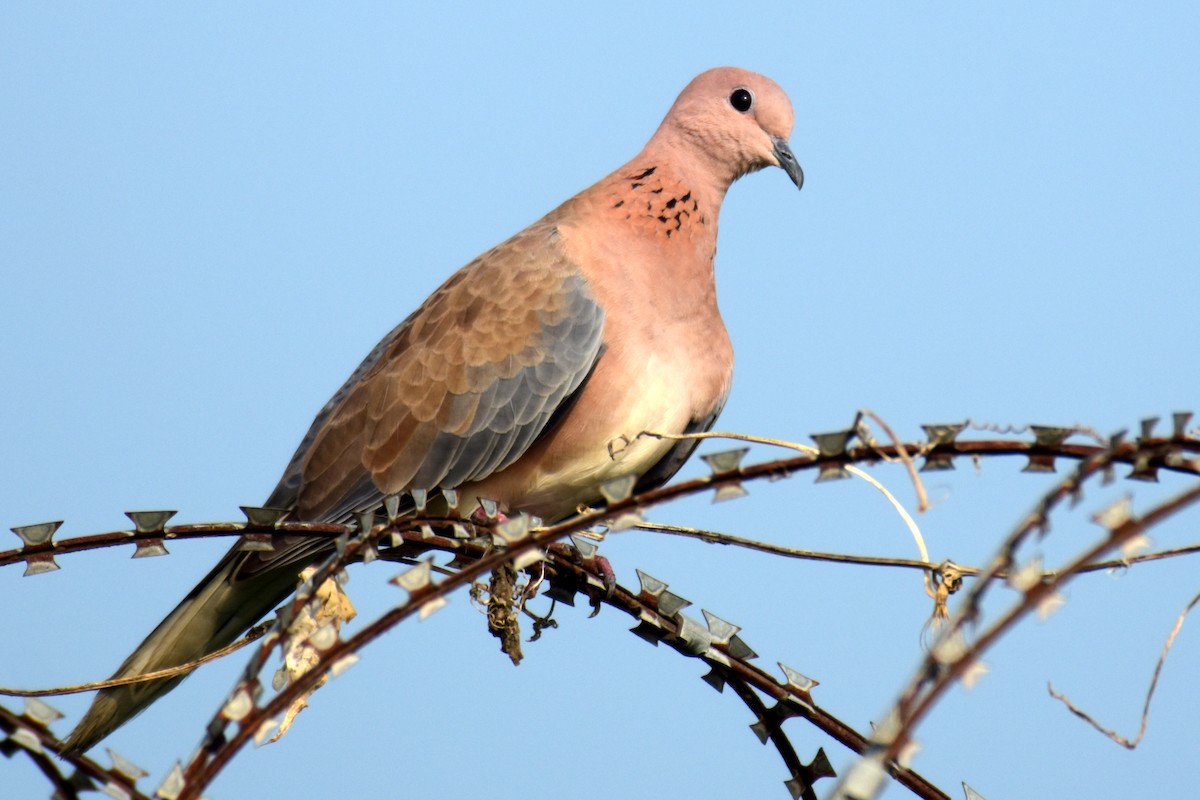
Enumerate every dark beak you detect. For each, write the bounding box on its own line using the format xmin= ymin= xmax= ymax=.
xmin=772 ymin=137 xmax=804 ymax=190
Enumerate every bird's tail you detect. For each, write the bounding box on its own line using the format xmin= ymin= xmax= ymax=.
xmin=62 ymin=547 xmax=311 ymax=754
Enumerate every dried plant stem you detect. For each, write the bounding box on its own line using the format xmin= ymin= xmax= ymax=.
xmin=1048 ymin=588 xmax=1200 ymax=749
xmin=0 ymin=623 xmax=270 ymax=698
xmin=885 ymin=481 xmax=1200 ymax=768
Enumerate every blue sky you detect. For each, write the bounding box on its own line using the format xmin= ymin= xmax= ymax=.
xmin=3 ymin=3 xmax=1198 ymax=798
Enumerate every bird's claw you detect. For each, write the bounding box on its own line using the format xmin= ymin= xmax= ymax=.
xmin=592 ymin=554 xmax=617 ymax=599
xmin=468 ymin=505 xmax=510 ymax=526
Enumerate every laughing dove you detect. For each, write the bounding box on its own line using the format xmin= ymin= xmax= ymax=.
xmin=64 ymin=66 xmax=803 ymax=753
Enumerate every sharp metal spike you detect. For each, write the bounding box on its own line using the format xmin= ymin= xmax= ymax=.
xmin=477 ymin=497 xmax=500 ymax=520
xmin=815 ymin=464 xmax=850 ymax=482
xmin=674 ymin=612 xmax=713 ymax=655
xmin=20 ymin=553 xmax=59 ymax=577
xmin=1022 ymin=455 xmax=1056 ymax=474
xmin=785 ymin=748 xmax=836 ymax=799
xmin=769 ymin=699 xmax=805 ymax=723
xmin=253 ymin=716 xmax=281 ymax=747
xmin=357 ymin=537 xmax=376 ymax=563
xmin=923 ymin=422 xmax=967 ymax=445
xmin=410 ymin=488 xmax=428 ymax=512
xmin=355 ymin=510 xmax=376 ymax=536
xmin=811 ymin=428 xmax=855 ymax=457
xmin=450 ymin=523 xmax=469 ymax=539
xmin=155 ymin=762 xmax=185 ymax=800
xmin=712 ymin=482 xmax=748 ymax=503
xmin=779 ymin=662 xmax=818 ymax=693
xmin=839 ymin=751 xmax=888 ymax=800
xmin=599 ymin=474 xmax=637 ymax=504
xmin=1093 ymin=495 xmax=1132 ymax=531
xmin=1008 ymin=556 xmax=1043 ymax=591
xmin=629 ymin=619 xmax=663 ymax=645
xmin=961 ymin=658 xmax=988 ymax=688
xmin=512 ymin=548 xmax=546 ymax=570
xmin=1172 ymin=411 xmax=1193 ymax=438
xmin=441 ymin=488 xmax=459 ymax=512
xmin=132 ymin=539 xmax=170 ymax=558
xmin=811 ymin=429 xmax=855 ymax=479
xmin=391 ymin=558 xmax=433 ymax=592
xmin=727 ymin=634 xmax=757 ymax=661
xmin=22 ymin=698 xmax=63 ymax=727
xmin=635 ymin=569 xmax=666 ymax=598
xmin=808 ymin=747 xmax=836 ymax=780
xmin=418 ymin=597 xmax=447 ymax=620
xmin=1139 ymin=416 xmax=1160 ymax=440
xmin=1120 ymin=534 xmax=1152 ymax=561
xmin=11 ymin=520 xmax=62 ymax=547
xmin=920 ymin=452 xmax=955 ymax=472
xmin=203 ymin=716 xmax=229 ymax=749
xmin=124 ymin=510 xmax=176 ymax=534
xmin=962 ymin=781 xmax=988 ymax=800
xmin=701 ymin=667 xmax=726 ymax=693
xmin=1030 ymin=425 xmax=1072 ymax=447
xmin=294 ymin=571 xmax=315 ymax=601
xmin=702 ymin=609 xmax=740 ymax=644
xmin=750 ymin=718 xmax=771 ymax=744
xmin=544 ymin=583 xmax=578 ymax=606
xmin=920 ymin=423 xmax=963 ymax=471
xmin=1037 ymin=589 xmax=1066 ymax=620
xmin=931 ymin=630 xmax=969 ymax=666
xmin=383 ymin=494 xmax=401 ymax=521
xmin=274 ymin=600 xmax=296 ymax=630
xmin=657 ymin=590 xmax=692 ymax=617
xmin=569 ymin=534 xmax=598 ymax=559
xmin=495 ymin=514 xmax=530 ymax=544
xmin=65 ymin=769 xmax=97 ymax=794
xmin=220 ymin=688 xmax=254 ymax=722
xmin=239 ymin=506 xmax=283 ymax=528
xmin=608 ymin=509 xmax=644 ymax=531
xmin=8 ymin=726 xmax=41 ymax=754
xmin=1067 ymin=484 xmax=1085 ymax=508
xmin=1164 ymin=450 xmax=1190 ymax=469
xmin=1024 ymin=425 xmax=1072 ymax=473
xmin=1128 ymin=454 xmax=1160 ymax=482
xmin=100 ymin=781 xmax=131 ymax=800
xmin=238 ymin=532 xmax=275 ymax=552
xmin=417 ymin=523 xmax=435 ymax=540
xmin=330 ymin=653 xmax=359 ymax=676
xmin=701 ymin=447 xmax=750 ymax=475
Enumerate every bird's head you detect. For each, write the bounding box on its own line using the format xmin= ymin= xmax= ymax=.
xmin=656 ymin=67 xmax=803 ymax=191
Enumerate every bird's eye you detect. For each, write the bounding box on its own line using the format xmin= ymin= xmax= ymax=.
xmin=729 ymin=88 xmax=753 ymax=113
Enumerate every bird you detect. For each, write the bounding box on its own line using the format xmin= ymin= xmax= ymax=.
xmin=63 ymin=66 xmax=803 ymax=754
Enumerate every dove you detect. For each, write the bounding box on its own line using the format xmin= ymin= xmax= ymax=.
xmin=64 ymin=66 xmax=803 ymax=753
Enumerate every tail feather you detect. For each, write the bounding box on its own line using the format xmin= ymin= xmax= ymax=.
xmin=62 ymin=546 xmax=314 ymax=754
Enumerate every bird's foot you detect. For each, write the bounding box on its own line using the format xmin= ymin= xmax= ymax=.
xmin=591 ymin=554 xmax=617 ymax=599
xmin=469 ymin=503 xmax=510 ymax=526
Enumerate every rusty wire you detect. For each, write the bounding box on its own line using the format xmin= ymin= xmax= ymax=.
xmin=3 ymin=419 xmax=1200 ymax=799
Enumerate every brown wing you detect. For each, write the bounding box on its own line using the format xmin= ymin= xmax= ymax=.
xmin=267 ymin=222 xmax=605 ymax=523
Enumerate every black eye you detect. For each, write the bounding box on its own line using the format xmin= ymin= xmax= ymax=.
xmin=729 ymin=88 xmax=753 ymax=113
